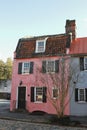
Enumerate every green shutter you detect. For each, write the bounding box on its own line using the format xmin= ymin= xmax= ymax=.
xmin=18 ymin=62 xmax=22 ymax=74
xmin=43 ymin=87 xmax=47 ymax=103
xmin=55 ymin=60 xmax=59 ymax=73
xmin=31 ymin=87 xmax=34 ymax=102
xmin=80 ymin=57 xmax=84 ymax=71
xmin=75 ymin=88 xmax=78 ymax=102
xmin=30 ymin=62 xmax=34 ymax=74
xmin=42 ymin=61 xmax=46 ymax=73
xmin=85 ymin=88 xmax=87 ymax=102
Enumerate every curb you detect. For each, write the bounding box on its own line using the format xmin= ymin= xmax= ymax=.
xmin=0 ymin=116 xmax=49 ymax=125
xmin=0 ymin=116 xmax=87 ymax=128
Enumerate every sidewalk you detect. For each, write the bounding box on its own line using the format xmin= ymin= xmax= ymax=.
xmin=70 ymin=116 xmax=87 ymax=127
xmin=0 ymin=107 xmax=87 ymax=127
xmin=0 ymin=108 xmax=51 ymax=123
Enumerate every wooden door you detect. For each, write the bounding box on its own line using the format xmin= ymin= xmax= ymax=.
xmin=18 ymin=87 xmax=26 ymax=109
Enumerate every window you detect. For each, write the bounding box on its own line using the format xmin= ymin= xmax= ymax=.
xmin=46 ymin=61 xmax=55 ymax=72
xmin=42 ymin=60 xmax=59 ymax=73
xmin=22 ymin=62 xmax=30 ymax=74
xmin=36 ymin=40 xmax=46 ymax=53
xmin=75 ymin=88 xmax=87 ymax=102
xmin=53 ymin=88 xmax=59 ymax=98
xmin=35 ymin=87 xmax=43 ymax=102
xmin=79 ymin=89 xmax=85 ymax=101
xmin=84 ymin=57 xmax=87 ymax=70
xmin=18 ymin=62 xmax=34 ymax=74
xmin=31 ymin=87 xmax=47 ymax=103
xmin=80 ymin=57 xmax=87 ymax=71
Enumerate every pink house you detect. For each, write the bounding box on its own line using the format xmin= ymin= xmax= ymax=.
xmin=10 ymin=20 xmax=76 ymax=115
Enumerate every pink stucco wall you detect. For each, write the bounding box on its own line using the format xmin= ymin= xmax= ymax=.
xmin=10 ymin=56 xmax=70 ymax=115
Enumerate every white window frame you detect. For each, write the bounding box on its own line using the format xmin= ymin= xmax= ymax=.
xmin=22 ymin=62 xmax=30 ymax=74
xmin=46 ymin=60 xmax=55 ymax=73
xmin=35 ymin=38 xmax=48 ymax=53
xmin=78 ymin=89 xmax=86 ymax=102
xmin=52 ymin=87 xmax=59 ymax=99
xmin=84 ymin=57 xmax=87 ymax=70
xmin=35 ymin=40 xmax=46 ymax=53
xmin=34 ymin=87 xmax=43 ymax=102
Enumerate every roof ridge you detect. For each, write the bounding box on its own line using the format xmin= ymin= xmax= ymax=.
xmin=20 ymin=33 xmax=66 ymax=41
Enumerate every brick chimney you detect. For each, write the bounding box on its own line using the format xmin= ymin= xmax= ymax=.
xmin=65 ymin=19 xmax=76 ymax=40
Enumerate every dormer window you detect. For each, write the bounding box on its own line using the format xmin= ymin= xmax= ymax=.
xmin=35 ymin=40 xmax=45 ymax=53
xmin=35 ymin=38 xmax=48 ymax=53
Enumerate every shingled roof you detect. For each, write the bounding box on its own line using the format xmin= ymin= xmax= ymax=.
xmin=15 ymin=34 xmax=71 ymax=59
xmin=70 ymin=37 xmax=87 ymax=56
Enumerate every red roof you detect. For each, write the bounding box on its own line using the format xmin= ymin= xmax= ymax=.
xmin=70 ymin=37 xmax=87 ymax=55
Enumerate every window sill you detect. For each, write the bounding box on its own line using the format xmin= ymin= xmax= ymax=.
xmin=53 ymin=98 xmax=58 ymax=100
xmin=46 ymin=72 xmax=55 ymax=74
xmin=77 ymin=101 xmax=86 ymax=104
xmin=34 ymin=101 xmax=43 ymax=103
xmin=81 ymin=70 xmax=87 ymax=72
xmin=21 ymin=73 xmax=30 ymax=75
xmin=35 ymin=51 xmax=45 ymax=53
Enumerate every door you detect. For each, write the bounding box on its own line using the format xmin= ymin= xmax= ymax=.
xmin=18 ymin=87 xmax=26 ymax=109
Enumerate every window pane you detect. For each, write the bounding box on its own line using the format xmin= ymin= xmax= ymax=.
xmin=38 ymin=42 xmax=44 ymax=52
xmin=84 ymin=58 xmax=87 ymax=70
xmin=79 ymin=89 xmax=85 ymax=101
xmin=36 ymin=88 xmax=43 ymax=102
xmin=53 ymin=88 xmax=58 ymax=98
xmin=38 ymin=42 xmax=44 ymax=46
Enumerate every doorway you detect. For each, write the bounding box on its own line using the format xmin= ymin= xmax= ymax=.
xmin=18 ymin=87 xmax=26 ymax=109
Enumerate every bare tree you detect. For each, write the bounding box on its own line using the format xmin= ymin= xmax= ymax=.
xmin=35 ymin=56 xmax=79 ymax=118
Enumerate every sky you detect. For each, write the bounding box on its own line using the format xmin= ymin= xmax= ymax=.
xmin=0 ymin=0 xmax=87 ymax=61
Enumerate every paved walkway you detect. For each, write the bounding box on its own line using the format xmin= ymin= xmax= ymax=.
xmin=0 ymin=108 xmax=87 ymax=128
xmin=0 ymin=110 xmax=51 ymax=123
xmin=0 ymin=119 xmax=87 ymax=130
xmin=0 ymin=100 xmax=87 ymax=129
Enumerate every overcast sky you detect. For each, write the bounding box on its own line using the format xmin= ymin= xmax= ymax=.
xmin=0 ymin=0 xmax=87 ymax=61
